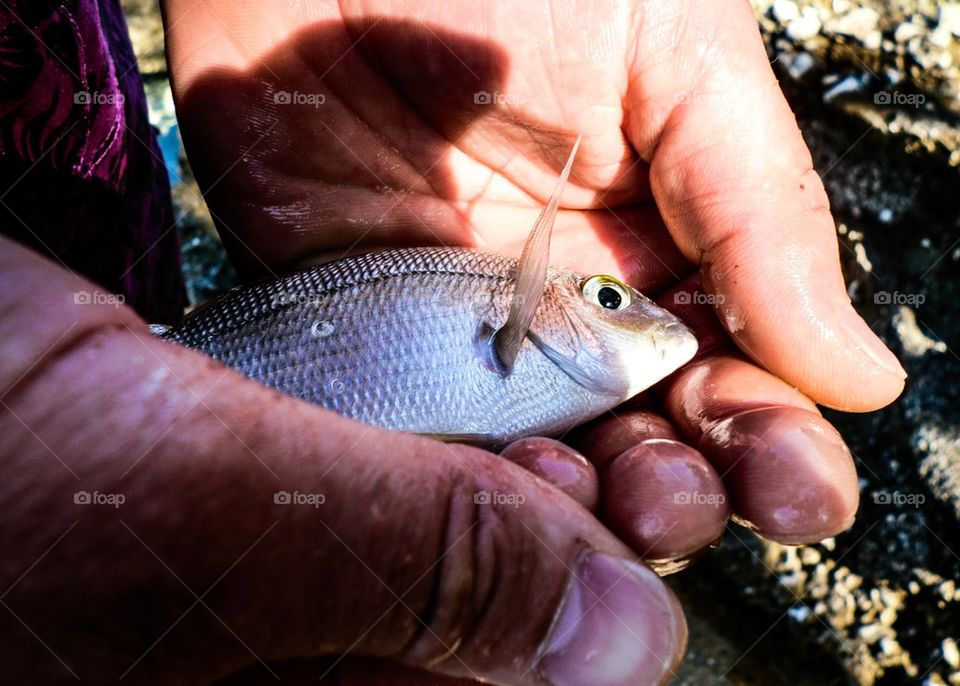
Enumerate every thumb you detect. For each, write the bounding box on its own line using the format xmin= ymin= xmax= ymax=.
xmin=285 ymin=430 xmax=686 ymax=686
xmin=0 ymin=236 xmax=685 ymax=686
xmin=625 ymin=0 xmax=905 ymax=411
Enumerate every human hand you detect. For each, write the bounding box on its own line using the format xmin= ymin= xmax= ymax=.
xmin=163 ymin=0 xmax=904 ymax=544
xmin=0 ymin=235 xmax=684 ymax=684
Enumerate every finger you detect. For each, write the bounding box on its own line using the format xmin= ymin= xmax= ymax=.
xmin=624 ymin=0 xmax=905 ymax=411
xmin=602 ymin=440 xmax=730 ymax=568
xmin=500 ymin=438 xmax=599 ymax=511
xmin=220 ymin=655 xmax=478 ymax=685
xmin=658 ymin=283 xmax=860 ymax=544
xmin=572 ymin=408 xmax=679 ymax=468
xmin=0 ymin=236 xmax=686 ymax=686
xmin=573 ymin=411 xmax=729 ymax=565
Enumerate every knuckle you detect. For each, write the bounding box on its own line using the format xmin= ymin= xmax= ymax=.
xmin=401 ymin=456 xmax=526 ymax=668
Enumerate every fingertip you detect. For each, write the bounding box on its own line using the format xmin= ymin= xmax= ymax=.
xmin=602 ymin=440 xmax=730 ymax=563
xmin=833 ymin=304 xmax=907 ymax=409
xmin=696 ymin=221 xmax=907 ymax=412
xmin=500 ymin=437 xmax=599 ymax=511
xmin=571 ymin=411 xmax=679 ymax=468
xmin=536 ymin=552 xmax=686 ymax=686
xmin=660 ymin=351 xmax=860 ymax=544
xmin=701 ymin=406 xmax=859 ymax=544
xmin=449 ymin=443 xmax=689 ymax=686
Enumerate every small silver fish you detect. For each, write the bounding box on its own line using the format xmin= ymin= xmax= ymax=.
xmin=156 ymin=137 xmax=697 ymax=445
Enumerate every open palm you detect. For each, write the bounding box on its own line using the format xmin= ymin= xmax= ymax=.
xmin=160 ymin=0 xmax=906 ymax=681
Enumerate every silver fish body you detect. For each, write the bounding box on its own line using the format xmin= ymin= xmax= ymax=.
xmin=161 ymin=247 xmax=697 ymax=445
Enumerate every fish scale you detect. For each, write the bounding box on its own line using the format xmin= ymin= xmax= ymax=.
xmin=162 ymin=247 xmax=606 ymax=443
xmin=158 ymin=138 xmax=698 ymax=445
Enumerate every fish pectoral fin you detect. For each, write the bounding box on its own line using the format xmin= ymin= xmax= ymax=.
xmin=491 ymin=134 xmax=582 ymax=376
xmin=528 ymin=331 xmax=619 ymax=396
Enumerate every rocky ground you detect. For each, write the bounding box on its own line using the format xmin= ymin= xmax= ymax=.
xmin=122 ymin=0 xmax=959 ymax=683
xmin=673 ymin=2 xmax=960 ymax=684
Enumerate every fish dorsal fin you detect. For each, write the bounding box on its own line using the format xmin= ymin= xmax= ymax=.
xmin=492 ymin=134 xmax=582 ymax=375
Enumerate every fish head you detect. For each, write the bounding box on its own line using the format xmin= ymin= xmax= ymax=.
xmin=531 ymin=271 xmax=699 ymax=401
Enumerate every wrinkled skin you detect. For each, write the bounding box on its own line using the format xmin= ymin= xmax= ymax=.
xmin=0 ymin=0 xmax=905 ymax=684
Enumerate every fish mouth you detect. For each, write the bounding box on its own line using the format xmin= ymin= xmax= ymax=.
xmin=619 ymin=320 xmax=698 ymax=399
xmin=654 ymin=321 xmax=699 ymax=366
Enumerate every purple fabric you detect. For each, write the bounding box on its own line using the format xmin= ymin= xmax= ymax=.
xmin=0 ymin=0 xmax=185 ymax=323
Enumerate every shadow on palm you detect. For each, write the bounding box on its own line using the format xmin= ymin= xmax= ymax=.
xmin=177 ymin=18 xmax=691 ymax=292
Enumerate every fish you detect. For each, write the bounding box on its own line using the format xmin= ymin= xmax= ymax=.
xmin=154 ymin=136 xmax=698 ymax=446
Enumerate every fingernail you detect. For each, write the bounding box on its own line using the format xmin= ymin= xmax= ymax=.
xmin=839 ymin=306 xmax=906 ymax=380
xmin=603 ymin=440 xmax=729 ymax=561
xmin=500 ymin=437 xmax=599 ymax=510
xmin=537 ymin=552 xmax=686 ymax=686
xmin=702 ymin=407 xmax=859 ymax=544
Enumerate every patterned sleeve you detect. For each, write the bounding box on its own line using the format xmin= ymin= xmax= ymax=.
xmin=0 ymin=0 xmax=185 ymax=323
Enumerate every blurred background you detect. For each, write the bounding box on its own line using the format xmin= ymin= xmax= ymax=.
xmin=121 ymin=0 xmax=960 ymax=683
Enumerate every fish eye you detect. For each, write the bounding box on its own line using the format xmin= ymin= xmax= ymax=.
xmin=581 ymin=275 xmax=631 ymax=311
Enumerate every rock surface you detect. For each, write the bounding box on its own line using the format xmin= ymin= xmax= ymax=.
xmin=120 ymin=0 xmax=960 ymax=683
